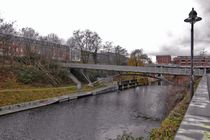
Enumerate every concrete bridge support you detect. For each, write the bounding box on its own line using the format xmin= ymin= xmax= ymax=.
xmin=68 ymin=69 xmax=82 ymax=90
xmin=157 ymin=74 xmax=164 ymax=86
xmin=80 ymin=69 xmax=93 ymax=87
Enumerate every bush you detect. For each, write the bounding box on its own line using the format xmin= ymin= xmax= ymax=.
xmin=16 ymin=66 xmax=46 ymax=84
xmin=54 ymin=68 xmax=71 ymax=83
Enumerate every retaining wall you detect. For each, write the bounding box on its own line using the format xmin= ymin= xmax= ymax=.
xmin=175 ymin=75 xmax=210 ymax=139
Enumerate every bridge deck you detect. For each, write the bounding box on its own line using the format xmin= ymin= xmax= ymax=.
xmin=60 ymin=63 xmax=205 ymax=76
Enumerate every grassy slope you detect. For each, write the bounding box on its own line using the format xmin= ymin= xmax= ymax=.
xmin=149 ymin=78 xmax=201 ymax=140
xmin=0 ymin=66 xmax=105 ymax=107
xmin=0 ymin=84 xmax=104 ymax=107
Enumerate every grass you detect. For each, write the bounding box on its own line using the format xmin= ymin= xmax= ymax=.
xmin=149 ymin=91 xmax=191 ymax=140
xmin=149 ymin=77 xmax=201 ymax=140
xmin=0 ymin=65 xmax=106 ymax=107
xmin=0 ymin=84 xmax=105 ymax=107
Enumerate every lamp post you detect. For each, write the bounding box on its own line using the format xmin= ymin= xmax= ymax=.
xmin=184 ymin=8 xmax=202 ymax=99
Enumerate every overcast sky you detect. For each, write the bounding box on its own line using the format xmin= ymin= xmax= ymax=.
xmin=0 ymin=0 xmax=209 ymax=59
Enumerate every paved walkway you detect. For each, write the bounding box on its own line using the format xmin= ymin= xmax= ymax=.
xmin=175 ymin=75 xmax=210 ymax=140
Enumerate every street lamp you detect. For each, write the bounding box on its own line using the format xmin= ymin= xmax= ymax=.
xmin=184 ymin=8 xmax=202 ymax=99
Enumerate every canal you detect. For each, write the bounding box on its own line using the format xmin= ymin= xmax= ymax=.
xmin=0 ymin=85 xmax=178 ymax=140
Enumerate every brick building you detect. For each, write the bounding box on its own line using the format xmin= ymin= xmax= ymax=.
xmin=173 ymin=56 xmax=210 ymax=66
xmin=156 ymin=55 xmax=171 ymax=64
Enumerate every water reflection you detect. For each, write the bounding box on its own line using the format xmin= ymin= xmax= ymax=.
xmin=0 ymin=85 xmax=175 ymax=140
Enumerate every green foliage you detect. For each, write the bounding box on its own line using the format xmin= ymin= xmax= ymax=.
xmin=49 ymin=63 xmax=71 ymax=83
xmin=14 ymin=53 xmax=73 ymax=86
xmin=57 ymin=69 xmax=70 ymax=82
xmin=150 ymin=93 xmax=190 ymax=140
xmin=16 ymin=66 xmax=46 ymax=84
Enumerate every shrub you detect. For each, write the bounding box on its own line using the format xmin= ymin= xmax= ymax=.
xmin=16 ymin=66 xmax=46 ymax=84
xmin=54 ymin=68 xmax=71 ymax=83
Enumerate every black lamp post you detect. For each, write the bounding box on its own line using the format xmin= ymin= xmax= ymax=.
xmin=184 ymin=8 xmax=202 ymax=99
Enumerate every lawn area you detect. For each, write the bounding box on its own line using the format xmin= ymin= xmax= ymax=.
xmin=0 ymin=84 xmax=105 ymax=107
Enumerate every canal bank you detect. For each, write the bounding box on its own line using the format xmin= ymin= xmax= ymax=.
xmin=0 ymin=85 xmax=117 ymax=116
xmin=0 ymin=79 xmax=148 ymax=116
xmin=175 ymin=75 xmax=210 ymax=140
xmin=0 ymin=84 xmax=184 ymax=140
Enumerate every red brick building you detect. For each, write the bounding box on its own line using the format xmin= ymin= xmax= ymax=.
xmin=173 ymin=56 xmax=210 ymax=66
xmin=156 ymin=55 xmax=171 ymax=64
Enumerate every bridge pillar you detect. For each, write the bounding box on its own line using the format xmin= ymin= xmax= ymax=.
xmin=157 ymin=74 xmax=164 ymax=86
xmin=68 ymin=69 xmax=82 ymax=89
xmin=80 ymin=69 xmax=93 ymax=87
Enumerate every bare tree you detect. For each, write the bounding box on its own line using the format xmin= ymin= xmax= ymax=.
xmin=41 ymin=33 xmax=62 ymax=44
xmin=199 ymin=48 xmax=207 ymax=56
xmin=0 ymin=21 xmax=17 ymax=34
xmin=66 ymin=37 xmax=75 ymax=48
xmin=114 ymin=45 xmax=128 ymax=65
xmin=102 ymin=41 xmax=113 ymax=64
xmin=72 ymin=30 xmax=87 ymax=63
xmin=90 ymin=32 xmax=101 ymax=64
xmin=0 ymin=19 xmax=17 ymax=66
xmin=72 ymin=29 xmax=102 ymax=63
xmin=20 ymin=27 xmax=39 ymax=39
xmin=19 ymin=27 xmax=40 ymax=64
xmin=103 ymin=41 xmax=113 ymax=53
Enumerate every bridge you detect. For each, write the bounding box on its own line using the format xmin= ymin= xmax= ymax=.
xmin=61 ymin=62 xmax=210 ymax=139
xmin=0 ymin=32 xmax=207 ymax=77
xmin=60 ymin=62 xmax=206 ymax=76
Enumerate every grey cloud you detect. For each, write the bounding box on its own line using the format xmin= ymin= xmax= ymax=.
xmin=198 ymin=0 xmax=210 ymax=14
xmin=149 ymin=35 xmax=210 ymax=56
xmin=149 ymin=45 xmax=190 ymax=56
xmin=166 ymin=31 xmax=173 ymax=38
xmin=149 ymin=43 xmax=210 ymax=56
xmin=197 ymin=0 xmax=210 ymax=31
xmin=151 ymin=1 xmax=210 ymax=57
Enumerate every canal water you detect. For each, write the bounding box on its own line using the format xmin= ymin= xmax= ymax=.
xmin=0 ymin=85 xmax=176 ymax=140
